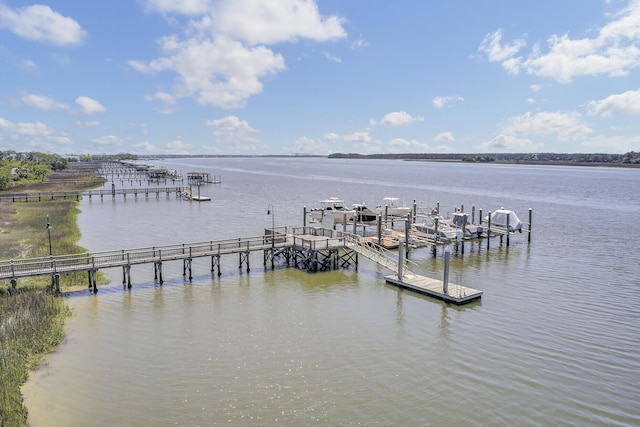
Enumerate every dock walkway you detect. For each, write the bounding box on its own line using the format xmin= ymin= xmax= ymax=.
xmin=0 ymin=227 xmax=349 ymax=291
xmin=1 ymin=227 xmax=482 ymax=304
xmin=0 ymin=186 xmax=185 ymax=202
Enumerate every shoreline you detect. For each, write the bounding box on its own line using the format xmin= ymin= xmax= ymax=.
xmin=0 ymin=164 xmax=105 ymax=427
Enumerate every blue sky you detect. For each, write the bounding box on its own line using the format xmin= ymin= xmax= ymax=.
xmin=1 ymin=0 xmax=640 ymax=156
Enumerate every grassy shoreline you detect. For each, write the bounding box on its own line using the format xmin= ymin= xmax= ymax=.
xmin=0 ymin=171 xmax=105 ymax=426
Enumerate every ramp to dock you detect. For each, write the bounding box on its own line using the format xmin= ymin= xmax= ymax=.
xmin=344 ymin=233 xmax=482 ymax=305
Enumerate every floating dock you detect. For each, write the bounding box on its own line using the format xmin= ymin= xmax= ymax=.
xmin=385 ymin=273 xmax=482 ymax=304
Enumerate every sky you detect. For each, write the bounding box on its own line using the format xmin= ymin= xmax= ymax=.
xmin=1 ymin=0 xmax=640 ymax=156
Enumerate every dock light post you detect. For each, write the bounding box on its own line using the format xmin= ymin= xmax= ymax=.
xmin=267 ymin=205 xmax=275 ymax=250
xmin=46 ymin=215 xmax=53 ymax=256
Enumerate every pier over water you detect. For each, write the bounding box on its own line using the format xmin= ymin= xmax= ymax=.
xmin=0 ymin=226 xmax=481 ymax=304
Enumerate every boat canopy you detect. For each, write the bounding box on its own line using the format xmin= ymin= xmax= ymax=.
xmin=487 ymin=209 xmax=522 ymax=232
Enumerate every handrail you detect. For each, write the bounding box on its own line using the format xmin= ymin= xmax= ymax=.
xmin=343 ymin=233 xmax=417 ymax=275
xmin=0 ymin=233 xmax=290 ymax=280
xmin=0 ymin=228 xmax=415 ymax=281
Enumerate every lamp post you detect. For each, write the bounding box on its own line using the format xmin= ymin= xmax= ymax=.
xmin=267 ymin=204 xmax=275 ymax=250
xmin=46 ymin=215 xmax=52 ymax=256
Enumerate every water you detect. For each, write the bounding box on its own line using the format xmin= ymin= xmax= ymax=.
xmin=23 ymin=158 xmax=640 ymax=426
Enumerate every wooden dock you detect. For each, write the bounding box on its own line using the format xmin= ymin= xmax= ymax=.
xmin=385 ymin=273 xmax=482 ymax=304
xmin=1 ymin=226 xmax=483 ymax=305
xmin=0 ymin=186 xmax=186 ymax=202
xmin=0 ymin=227 xmax=355 ymax=293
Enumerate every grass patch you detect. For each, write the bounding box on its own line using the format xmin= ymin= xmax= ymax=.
xmin=0 ymin=290 xmax=69 ymax=427
xmin=0 ymin=169 xmax=106 ymax=427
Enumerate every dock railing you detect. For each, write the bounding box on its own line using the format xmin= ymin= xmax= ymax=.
xmin=343 ymin=233 xmax=417 ymax=276
xmin=0 ymin=234 xmax=291 ymax=280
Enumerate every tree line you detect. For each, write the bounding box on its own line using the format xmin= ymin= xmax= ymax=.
xmin=0 ymin=151 xmax=70 ymax=191
xmin=328 ymin=151 xmax=640 ymax=165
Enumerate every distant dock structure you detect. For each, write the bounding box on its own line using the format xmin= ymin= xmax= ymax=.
xmin=187 ymin=172 xmax=221 ymax=185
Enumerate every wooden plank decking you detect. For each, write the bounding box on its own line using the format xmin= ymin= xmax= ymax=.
xmin=385 ymin=273 xmax=482 ymax=304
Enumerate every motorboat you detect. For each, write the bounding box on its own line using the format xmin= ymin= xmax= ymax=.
xmin=447 ymin=211 xmax=483 ymax=237
xmin=412 ymin=216 xmax=461 ymax=242
xmin=310 ymin=198 xmax=355 ymax=224
xmin=352 ymin=203 xmax=378 ymax=223
xmin=485 ymin=208 xmax=522 ymax=232
xmin=376 ymin=197 xmax=412 ymax=218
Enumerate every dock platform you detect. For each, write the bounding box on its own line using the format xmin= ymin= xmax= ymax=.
xmin=385 ymin=273 xmax=482 ymax=304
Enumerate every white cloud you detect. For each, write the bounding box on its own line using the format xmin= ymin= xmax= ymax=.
xmin=0 ymin=117 xmax=72 ymax=150
xmin=323 ymin=130 xmax=380 ymax=151
xmin=342 ymin=131 xmax=371 ymax=144
xmin=0 ymin=118 xmax=54 ymax=136
xmin=76 ymin=96 xmax=106 ymax=114
xmin=292 ymin=136 xmax=329 ymax=154
xmin=530 ymin=84 xmax=543 ymax=93
xmin=206 ymin=115 xmax=260 ymax=150
xmin=324 ymin=52 xmax=341 ymax=63
xmin=433 ymin=132 xmax=454 ymax=142
xmin=92 ymin=135 xmax=123 ymax=146
xmin=351 ymin=37 xmax=370 ymax=50
xmin=502 ymin=111 xmax=593 ymax=141
xmin=478 ymin=29 xmax=525 ymax=74
xmin=135 ymin=36 xmax=285 ymax=109
xmin=145 ymin=0 xmax=212 ymax=15
xmin=134 ymin=0 xmax=346 ymax=109
xmin=432 ymin=96 xmax=464 ymax=109
xmin=379 ymin=111 xmax=424 ymax=126
xmin=477 ymin=133 xmax=543 ymax=152
xmin=527 ymin=98 xmax=536 ymax=105
xmin=133 ymin=141 xmax=157 ymax=152
xmin=0 ymin=4 xmax=86 ymax=46
xmin=480 ymin=2 xmax=640 ymax=82
xmin=586 ymin=88 xmax=640 ymax=116
xmin=165 ymin=139 xmax=193 ymax=152
xmin=388 ymin=138 xmax=431 ymax=153
xmin=581 ymin=134 xmax=640 ymax=152
xmin=21 ymin=92 xmax=69 ymax=111
xmin=76 ymin=120 xmax=100 ymax=127
xmin=145 ymin=91 xmax=179 ymax=114
xmin=208 ymin=0 xmax=346 ymax=45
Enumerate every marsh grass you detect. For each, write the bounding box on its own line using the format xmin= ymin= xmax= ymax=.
xmin=0 ymin=173 xmax=106 ymax=426
xmin=0 ymin=290 xmax=69 ymax=426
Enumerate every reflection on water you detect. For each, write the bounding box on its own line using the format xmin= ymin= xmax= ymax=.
xmin=23 ymin=158 xmax=640 ymax=426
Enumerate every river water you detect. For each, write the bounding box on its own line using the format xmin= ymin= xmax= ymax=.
xmin=23 ymin=158 xmax=640 ymax=426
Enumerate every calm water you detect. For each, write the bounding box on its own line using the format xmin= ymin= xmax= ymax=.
xmin=23 ymin=158 xmax=640 ymax=426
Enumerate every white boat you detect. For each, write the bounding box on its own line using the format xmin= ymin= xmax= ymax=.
xmin=485 ymin=208 xmax=522 ymax=232
xmin=447 ymin=211 xmax=484 ymax=238
xmin=310 ymin=198 xmax=356 ymax=224
xmin=376 ymin=197 xmax=412 ymax=218
xmin=412 ymin=216 xmax=461 ymax=242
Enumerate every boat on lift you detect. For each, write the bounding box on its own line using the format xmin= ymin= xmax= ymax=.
xmin=446 ymin=211 xmax=484 ymax=238
xmin=485 ymin=208 xmax=522 ymax=232
xmin=412 ymin=216 xmax=461 ymax=242
xmin=310 ymin=198 xmax=355 ymax=224
xmin=352 ymin=203 xmax=379 ymax=223
xmin=376 ymin=197 xmax=412 ymax=218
